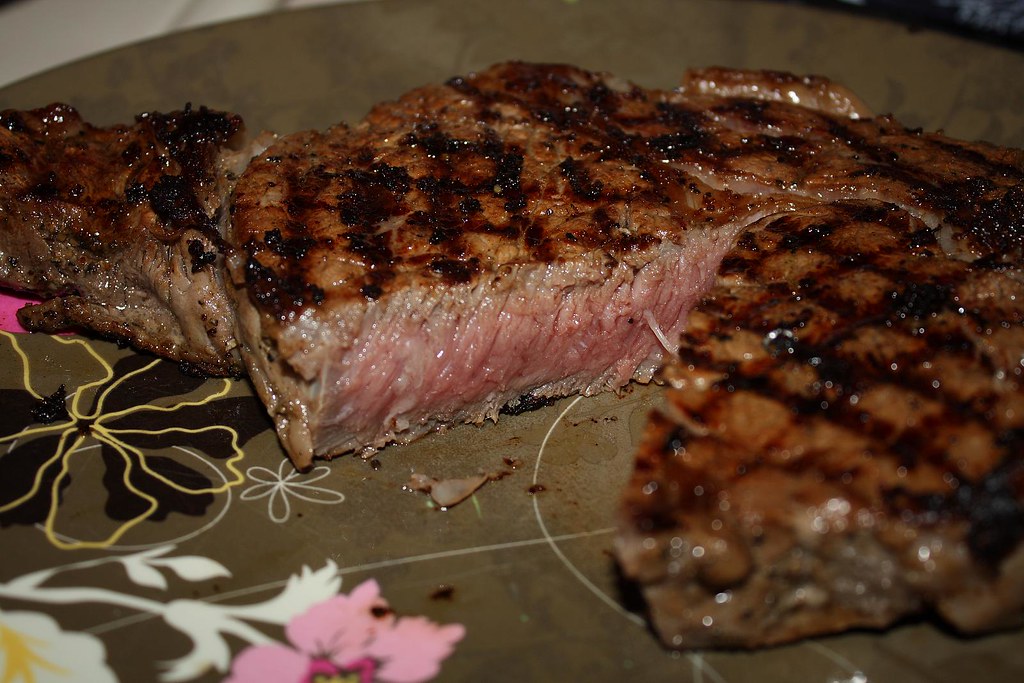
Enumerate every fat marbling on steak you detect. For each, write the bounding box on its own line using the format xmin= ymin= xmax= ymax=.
xmin=0 ymin=103 xmax=264 ymax=375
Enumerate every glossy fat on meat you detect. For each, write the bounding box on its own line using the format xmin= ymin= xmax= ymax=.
xmin=678 ymin=67 xmax=875 ymax=119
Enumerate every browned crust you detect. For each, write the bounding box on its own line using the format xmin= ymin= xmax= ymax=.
xmin=0 ymin=103 xmax=251 ymax=375
xmin=231 ymin=62 xmax=1023 ymax=327
xmin=617 ymin=199 xmax=1024 ymax=648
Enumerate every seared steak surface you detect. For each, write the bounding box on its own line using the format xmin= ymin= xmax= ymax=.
xmin=229 ymin=63 xmax=794 ymax=466
xmin=230 ymin=61 xmax=1023 ymax=470
xmin=0 ymin=103 xmax=258 ymax=375
xmin=615 ymin=198 xmax=1024 ymax=647
xmin=610 ymin=63 xmax=1024 ymax=648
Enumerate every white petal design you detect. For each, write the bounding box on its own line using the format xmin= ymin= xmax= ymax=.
xmin=0 ymin=609 xmax=118 ymax=683
xmin=223 ymin=561 xmax=342 ymax=625
xmin=153 ymin=556 xmax=232 ymax=583
xmin=241 ymin=461 xmax=345 ymax=523
xmin=158 ymin=601 xmax=266 ymax=682
xmin=122 ymin=558 xmax=169 ymax=591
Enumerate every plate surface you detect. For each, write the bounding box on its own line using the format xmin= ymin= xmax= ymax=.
xmin=1 ymin=1 xmax=1023 ymax=681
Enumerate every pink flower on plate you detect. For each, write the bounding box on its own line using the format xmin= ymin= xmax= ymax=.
xmin=225 ymin=579 xmax=465 ymax=683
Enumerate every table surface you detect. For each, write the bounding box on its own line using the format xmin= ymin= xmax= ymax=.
xmin=0 ymin=0 xmax=340 ymax=89
xmin=1 ymin=0 xmax=1021 ymax=90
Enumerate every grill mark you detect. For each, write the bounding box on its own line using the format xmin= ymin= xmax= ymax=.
xmin=668 ymin=196 xmax=1023 ymax=565
xmin=232 ymin=61 xmax=1024 ymax=331
xmin=244 ymin=251 xmax=325 ymax=311
xmin=559 ymin=157 xmax=603 ymax=200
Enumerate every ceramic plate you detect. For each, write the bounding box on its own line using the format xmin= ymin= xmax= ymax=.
xmin=1 ymin=1 xmax=1022 ymax=681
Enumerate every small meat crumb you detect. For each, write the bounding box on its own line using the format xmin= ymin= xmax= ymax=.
xmin=430 ymin=584 xmax=456 ymax=601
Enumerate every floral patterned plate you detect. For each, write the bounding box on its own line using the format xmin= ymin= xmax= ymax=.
xmin=1 ymin=1 xmax=1022 ymax=681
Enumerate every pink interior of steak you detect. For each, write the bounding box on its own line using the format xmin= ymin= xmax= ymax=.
xmin=230 ymin=229 xmax=747 ymax=468
xmin=303 ymin=237 xmax=733 ymax=459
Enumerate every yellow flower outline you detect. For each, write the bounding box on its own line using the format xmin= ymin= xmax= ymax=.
xmin=0 ymin=331 xmax=247 ymax=551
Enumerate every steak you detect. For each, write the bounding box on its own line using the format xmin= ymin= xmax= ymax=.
xmin=227 ymin=63 xmax=796 ymax=467
xmin=614 ymin=201 xmax=1024 ymax=647
xmin=228 ymin=61 xmax=1022 ymax=472
xmin=0 ymin=103 xmax=266 ymax=375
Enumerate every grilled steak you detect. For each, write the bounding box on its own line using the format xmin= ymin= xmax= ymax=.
xmin=614 ymin=198 xmax=1024 ymax=647
xmin=227 ymin=63 xmax=800 ymax=467
xmin=228 ymin=61 xmax=1022 ymax=472
xmin=0 ymin=103 xmax=264 ymax=375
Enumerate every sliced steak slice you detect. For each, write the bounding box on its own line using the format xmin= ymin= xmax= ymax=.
xmin=0 ymin=103 xmax=265 ymax=376
xmin=227 ymin=63 xmax=793 ymax=467
xmin=615 ymin=199 xmax=1024 ymax=648
xmin=228 ymin=61 xmax=1023 ymax=470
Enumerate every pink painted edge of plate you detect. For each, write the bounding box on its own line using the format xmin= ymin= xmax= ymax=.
xmin=0 ymin=290 xmax=37 ymax=333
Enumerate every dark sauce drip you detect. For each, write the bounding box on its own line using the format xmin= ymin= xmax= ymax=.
xmin=430 ymin=584 xmax=456 ymax=601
